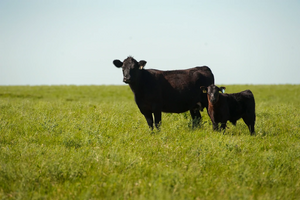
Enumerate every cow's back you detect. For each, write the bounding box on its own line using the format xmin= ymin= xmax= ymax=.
xmin=160 ymin=66 xmax=213 ymax=88
xmin=138 ymin=66 xmax=214 ymax=113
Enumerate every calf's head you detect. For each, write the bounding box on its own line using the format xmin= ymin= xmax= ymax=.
xmin=113 ymin=57 xmax=147 ymax=84
xmin=200 ymin=85 xmax=226 ymax=105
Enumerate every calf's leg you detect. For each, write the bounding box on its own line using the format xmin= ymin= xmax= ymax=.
xmin=220 ymin=122 xmax=227 ymax=131
xmin=212 ymin=121 xmax=219 ymax=131
xmin=230 ymin=120 xmax=237 ymax=126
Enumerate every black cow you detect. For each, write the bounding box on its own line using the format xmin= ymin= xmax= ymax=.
xmin=113 ymin=56 xmax=214 ymax=129
xmin=200 ymin=84 xmax=256 ymax=135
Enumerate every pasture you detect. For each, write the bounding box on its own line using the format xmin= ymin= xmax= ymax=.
xmin=0 ymin=85 xmax=300 ymax=199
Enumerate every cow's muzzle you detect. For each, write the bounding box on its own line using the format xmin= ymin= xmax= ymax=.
xmin=123 ymin=78 xmax=131 ymax=84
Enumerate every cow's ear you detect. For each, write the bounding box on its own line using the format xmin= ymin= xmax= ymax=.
xmin=139 ymin=60 xmax=147 ymax=69
xmin=219 ymin=86 xmax=226 ymax=93
xmin=113 ymin=60 xmax=123 ymax=68
xmin=200 ymin=86 xmax=207 ymax=93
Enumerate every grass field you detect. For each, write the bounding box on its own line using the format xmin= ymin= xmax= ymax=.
xmin=0 ymin=85 xmax=300 ymax=199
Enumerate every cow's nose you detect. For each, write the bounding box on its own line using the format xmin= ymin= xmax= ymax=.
xmin=123 ymin=77 xmax=131 ymax=83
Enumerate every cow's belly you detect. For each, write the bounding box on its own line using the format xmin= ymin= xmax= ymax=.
xmin=161 ymin=99 xmax=199 ymax=113
xmin=136 ymin=88 xmax=202 ymax=114
xmin=137 ymin=99 xmax=196 ymax=114
xmin=161 ymin=107 xmax=189 ymax=113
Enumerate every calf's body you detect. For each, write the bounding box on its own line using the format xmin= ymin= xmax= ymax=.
xmin=202 ymin=85 xmax=256 ymax=134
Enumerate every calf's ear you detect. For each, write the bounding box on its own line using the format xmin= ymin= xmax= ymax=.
xmin=219 ymin=86 xmax=226 ymax=93
xmin=139 ymin=60 xmax=147 ymax=69
xmin=113 ymin=60 xmax=123 ymax=68
xmin=200 ymin=86 xmax=207 ymax=93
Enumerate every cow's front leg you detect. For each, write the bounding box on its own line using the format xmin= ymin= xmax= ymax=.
xmin=154 ymin=111 xmax=162 ymax=129
xmin=143 ymin=112 xmax=154 ymax=129
xmin=189 ymin=109 xmax=201 ymax=128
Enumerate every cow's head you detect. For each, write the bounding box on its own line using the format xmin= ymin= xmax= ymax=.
xmin=200 ymin=85 xmax=226 ymax=104
xmin=113 ymin=57 xmax=147 ymax=84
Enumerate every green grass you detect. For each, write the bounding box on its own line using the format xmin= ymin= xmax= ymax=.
xmin=0 ymin=85 xmax=300 ymax=199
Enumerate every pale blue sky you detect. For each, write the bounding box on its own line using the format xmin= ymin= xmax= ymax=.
xmin=1 ymin=0 xmax=299 ymax=85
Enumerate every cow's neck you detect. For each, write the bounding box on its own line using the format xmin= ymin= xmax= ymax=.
xmin=129 ymin=83 xmax=137 ymax=93
xmin=129 ymin=81 xmax=142 ymax=94
xmin=128 ymin=71 xmax=143 ymax=94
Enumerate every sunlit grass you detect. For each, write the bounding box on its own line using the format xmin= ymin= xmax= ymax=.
xmin=0 ymin=85 xmax=300 ymax=199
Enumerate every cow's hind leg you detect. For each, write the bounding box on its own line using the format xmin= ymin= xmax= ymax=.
xmin=249 ymin=123 xmax=255 ymax=135
xmin=189 ymin=109 xmax=201 ymax=128
xmin=242 ymin=115 xmax=255 ymax=135
xmin=154 ymin=111 xmax=162 ymax=129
